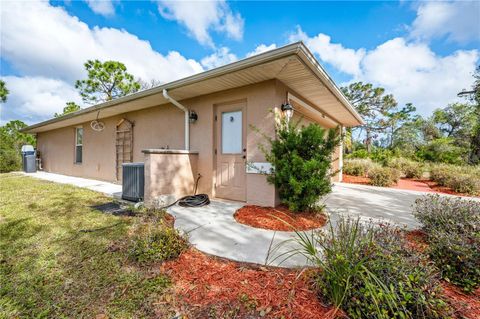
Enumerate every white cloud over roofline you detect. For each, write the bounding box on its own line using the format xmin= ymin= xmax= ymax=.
xmin=156 ymin=0 xmax=244 ymax=47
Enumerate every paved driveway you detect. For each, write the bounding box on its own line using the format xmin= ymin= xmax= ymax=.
xmin=167 ymin=183 xmax=430 ymax=268
xmin=325 ymin=183 xmax=425 ymax=229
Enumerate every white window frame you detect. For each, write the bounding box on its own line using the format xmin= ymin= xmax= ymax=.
xmin=75 ymin=127 xmax=83 ymax=164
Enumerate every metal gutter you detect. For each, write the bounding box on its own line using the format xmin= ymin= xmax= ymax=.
xmin=22 ymin=41 xmax=364 ymax=132
xmin=296 ymin=45 xmax=365 ymax=125
xmin=162 ymin=89 xmax=190 ymax=150
xmin=22 ymin=42 xmax=303 ymax=133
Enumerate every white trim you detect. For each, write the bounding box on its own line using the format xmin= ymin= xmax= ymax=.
xmin=287 ymin=92 xmax=340 ymax=126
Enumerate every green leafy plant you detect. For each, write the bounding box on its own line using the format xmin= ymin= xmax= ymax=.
xmin=129 ymin=215 xmax=188 ymax=264
xmin=387 ymin=157 xmax=424 ymax=179
xmin=413 ymin=195 xmax=480 ymax=292
xmin=0 ymin=120 xmax=36 ymax=172
xmin=448 ymin=174 xmax=479 ymax=195
xmin=343 ymin=158 xmax=374 ymax=176
xmin=368 ymin=166 xmax=400 ymax=186
xmin=429 ymin=164 xmax=479 ymax=194
xmin=261 ymin=118 xmax=340 ymax=212
xmin=278 ymin=218 xmax=450 ymax=318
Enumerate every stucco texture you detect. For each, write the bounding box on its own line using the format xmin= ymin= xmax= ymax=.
xmin=36 ymin=79 xmax=343 ymax=206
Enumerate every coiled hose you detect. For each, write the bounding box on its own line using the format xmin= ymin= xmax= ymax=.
xmin=177 ymin=193 xmax=210 ymax=207
xmin=162 ymin=174 xmax=210 ymax=209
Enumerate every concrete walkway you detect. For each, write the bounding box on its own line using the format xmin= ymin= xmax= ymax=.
xmin=25 ymin=171 xmax=474 ymax=268
xmin=21 ymin=171 xmax=122 ymax=197
xmin=168 ymin=200 xmax=312 ymax=268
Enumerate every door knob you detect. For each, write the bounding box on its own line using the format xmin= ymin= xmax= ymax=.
xmin=242 ymin=155 xmax=246 ymax=159
xmin=243 ymin=148 xmax=246 ymax=152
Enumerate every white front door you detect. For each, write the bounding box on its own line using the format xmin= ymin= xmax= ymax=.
xmin=215 ymin=102 xmax=247 ymax=201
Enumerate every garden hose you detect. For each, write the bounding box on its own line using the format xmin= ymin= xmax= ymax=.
xmin=160 ymin=173 xmax=210 ymax=209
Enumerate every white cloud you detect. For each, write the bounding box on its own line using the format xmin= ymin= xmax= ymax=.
xmin=201 ymin=47 xmax=238 ymax=69
xmin=157 ymin=0 xmax=244 ymax=47
xmin=360 ymin=38 xmax=478 ymax=114
xmin=246 ymin=44 xmax=277 ymax=57
xmin=85 ymin=0 xmax=115 ymax=17
xmin=290 ymin=27 xmax=478 ymax=115
xmin=0 ymin=0 xmax=205 ymax=123
xmin=409 ymin=1 xmax=480 ymax=44
xmin=289 ymin=27 xmax=366 ymax=76
xmin=1 ymin=1 xmax=203 ymax=84
xmin=0 ymin=76 xmax=82 ymax=124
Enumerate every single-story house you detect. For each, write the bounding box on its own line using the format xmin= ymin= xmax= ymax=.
xmin=23 ymin=42 xmax=364 ymax=207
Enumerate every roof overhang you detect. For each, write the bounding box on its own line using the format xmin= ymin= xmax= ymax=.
xmin=23 ymin=42 xmax=364 ymax=133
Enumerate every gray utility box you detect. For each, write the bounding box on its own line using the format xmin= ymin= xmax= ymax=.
xmin=21 ymin=145 xmax=36 ymax=173
xmin=122 ymin=162 xmax=144 ymax=202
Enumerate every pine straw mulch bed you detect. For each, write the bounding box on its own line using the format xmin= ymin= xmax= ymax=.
xmin=233 ymin=205 xmax=327 ymax=231
xmin=405 ymin=230 xmax=480 ymax=319
xmin=343 ymin=174 xmax=478 ymax=197
xmin=161 ymin=248 xmax=340 ymax=319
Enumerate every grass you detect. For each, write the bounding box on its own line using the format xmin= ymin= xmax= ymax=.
xmin=0 ymin=173 xmax=175 ymax=318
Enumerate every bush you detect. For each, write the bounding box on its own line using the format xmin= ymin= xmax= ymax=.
xmin=130 ymin=217 xmax=188 ymax=264
xmin=429 ymin=164 xmax=456 ymax=186
xmin=0 ymin=120 xmax=36 ymax=173
xmin=416 ymin=138 xmax=469 ymax=165
xmin=293 ymin=218 xmax=450 ymax=318
xmin=413 ymin=195 xmax=480 ymax=292
xmin=343 ymin=158 xmax=373 ymax=176
xmin=368 ymin=166 xmax=399 ymax=187
xmin=263 ymin=119 xmax=339 ymax=212
xmin=388 ymin=157 xmax=424 ymax=179
xmin=448 ymin=174 xmax=480 ymax=195
xmin=429 ymin=164 xmax=480 ymax=195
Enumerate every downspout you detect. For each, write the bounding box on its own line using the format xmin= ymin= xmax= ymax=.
xmin=162 ymin=89 xmax=189 ymax=150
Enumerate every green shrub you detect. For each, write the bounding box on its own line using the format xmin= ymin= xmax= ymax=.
xmin=130 ymin=219 xmax=188 ymax=264
xmin=292 ymin=218 xmax=450 ymax=319
xmin=0 ymin=120 xmax=36 ymax=173
xmin=404 ymin=162 xmax=424 ymax=179
xmin=388 ymin=157 xmax=424 ymax=179
xmin=429 ymin=164 xmax=456 ymax=186
xmin=343 ymin=158 xmax=373 ymax=176
xmin=416 ymin=137 xmax=469 ymax=165
xmin=346 ymin=149 xmax=369 ymax=159
xmin=413 ymin=195 xmax=480 ymax=292
xmin=448 ymin=174 xmax=480 ymax=195
xmin=368 ymin=166 xmax=399 ymax=187
xmin=429 ymin=164 xmax=480 ymax=194
xmin=263 ymin=119 xmax=340 ymax=212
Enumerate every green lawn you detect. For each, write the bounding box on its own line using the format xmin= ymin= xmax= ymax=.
xmin=0 ymin=173 xmax=174 ymax=318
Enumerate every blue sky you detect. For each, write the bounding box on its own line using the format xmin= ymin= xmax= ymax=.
xmin=1 ymin=0 xmax=479 ymax=124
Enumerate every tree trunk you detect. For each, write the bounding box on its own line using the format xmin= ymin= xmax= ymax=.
xmin=469 ymin=125 xmax=480 ymax=164
xmin=366 ymin=128 xmax=372 ymax=153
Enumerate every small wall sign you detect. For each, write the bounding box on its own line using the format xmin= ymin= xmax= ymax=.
xmin=246 ymin=162 xmax=273 ymax=174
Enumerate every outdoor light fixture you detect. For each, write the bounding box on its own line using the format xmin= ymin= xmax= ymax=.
xmin=281 ymin=102 xmax=294 ymax=121
xmin=189 ymin=111 xmax=198 ymax=123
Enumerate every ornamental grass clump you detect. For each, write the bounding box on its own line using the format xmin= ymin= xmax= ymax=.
xmin=262 ymin=118 xmax=340 ymax=213
xmin=287 ymin=218 xmax=450 ymax=319
xmin=413 ymin=195 xmax=480 ymax=292
xmin=343 ymin=158 xmax=373 ymax=176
